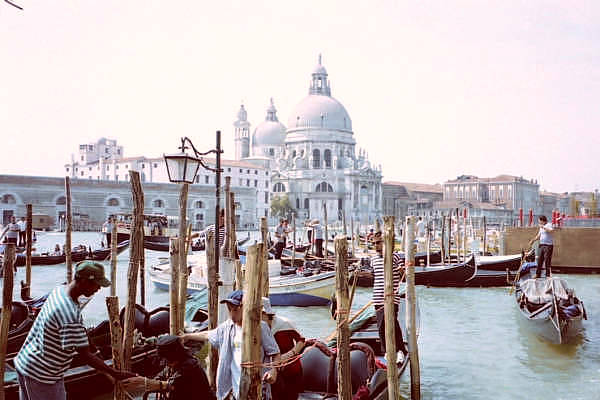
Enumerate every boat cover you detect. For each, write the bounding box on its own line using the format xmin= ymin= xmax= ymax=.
xmin=184 ymin=286 xmax=208 ymax=323
xmin=521 ymin=277 xmax=569 ymax=304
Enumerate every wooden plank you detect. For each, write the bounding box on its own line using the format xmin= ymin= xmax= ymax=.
xmin=239 ymin=243 xmax=263 ymax=400
xmin=335 ymin=235 xmax=351 ymax=400
xmin=105 ymin=296 xmax=125 ymax=400
xmin=0 ymin=244 xmax=15 ymax=400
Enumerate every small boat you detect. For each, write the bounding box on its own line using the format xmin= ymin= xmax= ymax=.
xmin=300 ymin=291 xmax=419 ymax=399
xmin=150 ymin=255 xmax=335 ymax=307
xmin=86 ymin=240 xmax=130 ymax=261
xmin=477 ymin=248 xmax=535 ymax=271
xmin=0 ymin=302 xmax=35 ymax=361
xmin=514 ymin=262 xmax=586 ymax=344
xmin=414 ymin=256 xmax=477 ymax=286
xmin=12 ymin=249 xmax=88 ymax=267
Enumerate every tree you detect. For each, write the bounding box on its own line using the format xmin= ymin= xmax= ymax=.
xmin=270 ymin=194 xmax=294 ymax=219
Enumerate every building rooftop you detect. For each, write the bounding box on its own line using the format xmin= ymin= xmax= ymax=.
xmin=384 ymin=181 xmax=443 ymax=193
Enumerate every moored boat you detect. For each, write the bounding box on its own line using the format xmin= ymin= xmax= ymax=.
xmin=86 ymin=240 xmax=129 ymax=261
xmin=12 ymin=249 xmax=88 ymax=267
xmin=514 ymin=262 xmax=586 ymax=344
xmin=477 ymin=248 xmax=535 ymax=271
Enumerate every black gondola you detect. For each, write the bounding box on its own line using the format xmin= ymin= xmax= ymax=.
xmin=12 ymin=249 xmax=88 ymax=267
xmin=513 ymin=262 xmax=586 ymax=344
xmin=87 ymin=240 xmax=130 ymax=261
xmin=477 ymin=248 xmax=535 ymax=271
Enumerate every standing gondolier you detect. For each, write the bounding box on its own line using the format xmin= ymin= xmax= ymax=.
xmin=274 ymin=218 xmax=289 ymax=260
xmin=14 ymin=261 xmax=135 ymax=400
xmin=528 ymin=215 xmax=554 ymax=279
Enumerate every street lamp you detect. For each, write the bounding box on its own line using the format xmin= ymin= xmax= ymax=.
xmin=163 ymin=132 xmax=223 ymax=315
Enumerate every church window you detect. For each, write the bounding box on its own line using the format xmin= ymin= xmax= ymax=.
xmin=296 ymin=198 xmax=300 ymax=209
xmin=265 ymin=192 xmax=269 ymax=204
xmin=196 ymin=214 xmax=204 ymax=221
xmin=304 ymin=199 xmax=309 ymax=209
xmin=324 ymin=149 xmax=332 ymax=168
xmin=254 ymin=180 xmax=258 ymax=187
xmin=312 ymin=149 xmax=321 ymax=169
xmin=292 ymin=150 xmax=297 ymax=158
xmin=195 ymin=201 xmax=204 ymax=209
xmin=338 ymin=198 xmax=343 ymax=212
xmin=269 ymin=148 xmax=275 ymax=156
xmin=107 ymin=198 xmax=120 ymax=207
xmin=1 ymin=194 xmax=16 ymax=204
xmin=205 ymin=176 xmax=210 ymax=184
xmin=81 ymin=171 xmax=84 ymax=176
xmin=316 ymin=182 xmax=333 ymax=192
xmin=265 ymin=180 xmax=269 ymax=188
xmin=273 ymin=183 xmax=286 ymax=192
xmin=56 ymin=196 xmax=66 ymax=205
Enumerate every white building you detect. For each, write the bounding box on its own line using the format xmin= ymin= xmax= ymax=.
xmin=234 ymin=56 xmax=383 ymax=224
xmin=65 ymin=138 xmax=270 ymax=226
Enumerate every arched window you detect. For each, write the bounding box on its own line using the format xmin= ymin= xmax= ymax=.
xmin=196 ymin=214 xmax=204 ymax=221
xmin=312 ymin=149 xmax=321 ymax=169
xmin=304 ymin=198 xmax=309 ymax=209
xmin=296 ymin=198 xmax=300 ymax=209
xmin=324 ymin=149 xmax=332 ymax=168
xmin=292 ymin=150 xmax=297 ymax=158
xmin=315 ymin=182 xmax=333 ymax=192
xmin=56 ymin=196 xmax=66 ymax=206
xmin=107 ymin=198 xmax=120 ymax=207
xmin=273 ymin=183 xmax=286 ymax=193
xmin=152 ymin=199 xmax=165 ymax=208
xmin=195 ymin=200 xmax=204 ymax=209
xmin=1 ymin=194 xmax=16 ymax=204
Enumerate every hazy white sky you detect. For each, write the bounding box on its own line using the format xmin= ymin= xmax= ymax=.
xmin=1 ymin=1 xmax=598 ymax=193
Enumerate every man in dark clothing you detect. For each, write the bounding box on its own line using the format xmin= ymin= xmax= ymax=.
xmin=122 ymin=335 xmax=215 ymax=400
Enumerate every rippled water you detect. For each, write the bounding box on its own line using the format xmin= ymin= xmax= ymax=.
xmin=3 ymin=232 xmax=599 ymax=399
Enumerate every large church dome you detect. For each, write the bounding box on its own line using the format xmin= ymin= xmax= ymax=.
xmin=288 ymin=95 xmax=352 ymax=131
xmin=252 ymin=99 xmax=286 ymax=146
xmin=287 ymin=55 xmax=352 ymax=133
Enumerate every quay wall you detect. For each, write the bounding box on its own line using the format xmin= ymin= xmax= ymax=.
xmin=501 ymin=227 xmax=600 ymax=267
xmin=0 ymin=175 xmax=259 ymax=230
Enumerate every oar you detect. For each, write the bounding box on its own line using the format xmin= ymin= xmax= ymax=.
xmin=508 ymin=248 xmax=529 ymax=295
xmin=0 ymin=226 xmax=9 ymax=244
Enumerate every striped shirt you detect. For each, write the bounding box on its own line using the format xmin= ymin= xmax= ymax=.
xmin=371 ymin=252 xmax=404 ymax=306
xmin=204 ymin=224 xmax=226 ymax=248
xmin=15 ymin=286 xmax=89 ymax=384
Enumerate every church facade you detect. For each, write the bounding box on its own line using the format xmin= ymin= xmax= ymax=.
xmin=234 ymin=56 xmax=382 ymax=225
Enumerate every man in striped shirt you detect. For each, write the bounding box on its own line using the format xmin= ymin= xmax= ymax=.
xmin=15 ymin=261 xmax=134 ymax=400
xmin=371 ymin=231 xmax=408 ymax=358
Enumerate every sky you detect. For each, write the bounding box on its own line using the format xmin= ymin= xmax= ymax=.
xmin=1 ymin=0 xmax=599 ymax=193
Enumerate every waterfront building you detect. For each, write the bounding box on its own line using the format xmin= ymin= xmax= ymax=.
xmin=233 ymin=56 xmax=383 ymax=225
xmin=64 ymin=138 xmax=270 ymax=226
xmin=0 ymin=175 xmax=257 ymax=230
xmin=382 ymin=182 xmax=443 ymax=222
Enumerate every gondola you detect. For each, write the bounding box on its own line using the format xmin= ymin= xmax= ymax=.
xmin=514 ymin=262 xmax=586 ymax=344
xmin=477 ymin=248 xmax=535 ymax=271
xmin=299 ymin=291 xmax=418 ymax=399
xmin=2 ymin=303 xmax=186 ymax=400
xmin=86 ymin=240 xmax=130 ymax=261
xmin=413 ymin=256 xmax=477 ymax=286
xmin=12 ymin=249 xmax=88 ymax=267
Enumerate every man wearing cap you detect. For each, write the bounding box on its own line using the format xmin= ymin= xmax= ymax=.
xmin=121 ymin=335 xmax=215 ymax=400
xmin=261 ymin=297 xmax=305 ymax=400
xmin=274 ymin=218 xmax=289 ymax=260
xmin=14 ymin=261 xmax=135 ymax=400
xmin=181 ymin=290 xmax=280 ymax=400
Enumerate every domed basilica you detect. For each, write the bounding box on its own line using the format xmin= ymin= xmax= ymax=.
xmin=234 ymin=56 xmax=382 ymax=224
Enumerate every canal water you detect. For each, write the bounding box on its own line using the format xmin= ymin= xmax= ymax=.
xmin=3 ymin=232 xmax=599 ymax=399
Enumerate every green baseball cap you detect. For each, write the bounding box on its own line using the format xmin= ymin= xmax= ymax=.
xmin=75 ymin=261 xmax=111 ymax=287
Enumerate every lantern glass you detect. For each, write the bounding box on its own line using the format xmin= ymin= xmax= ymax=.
xmin=163 ymin=152 xmax=202 ymax=184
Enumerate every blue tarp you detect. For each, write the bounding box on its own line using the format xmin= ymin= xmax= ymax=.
xmin=184 ymin=286 xmax=208 ymax=323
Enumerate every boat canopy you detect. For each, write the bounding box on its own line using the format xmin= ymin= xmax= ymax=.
xmin=521 ymin=277 xmax=569 ymax=304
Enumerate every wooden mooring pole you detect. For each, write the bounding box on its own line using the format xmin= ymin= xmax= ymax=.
xmin=455 ymin=208 xmax=460 ymax=262
xmin=382 ymin=216 xmax=399 ymax=400
xmin=292 ymin=213 xmax=296 ymax=269
xmin=261 ymin=217 xmax=269 ymax=297
xmin=121 ymin=171 xmax=144 ymax=370
xmin=0 ymin=244 xmax=15 ymax=400
xmin=405 ymin=216 xmax=421 ymax=400
xmin=350 ymin=216 xmax=355 ymax=258
xmin=334 ymin=235 xmax=352 ymax=400
xmin=65 ymin=176 xmax=73 ymax=282
xmin=323 ymin=203 xmax=328 ymax=259
xmin=463 ymin=209 xmax=467 ymax=262
xmin=239 ymin=243 xmax=264 ymax=400
xmin=24 ymin=204 xmax=32 ymax=299
xmin=447 ymin=213 xmax=452 ymax=264
xmin=206 ymin=231 xmax=218 ymax=390
xmin=169 ymin=237 xmax=180 ymax=335
xmin=110 ymin=222 xmax=118 ymax=297
xmin=483 ymin=216 xmax=487 ymax=255
xmin=105 ymin=296 xmax=125 ymax=400
xmin=440 ymin=215 xmax=446 ymax=266
xmin=178 ymin=183 xmax=189 ymax=332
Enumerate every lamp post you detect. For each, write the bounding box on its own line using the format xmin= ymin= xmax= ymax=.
xmin=164 ymin=131 xmax=223 ymax=302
